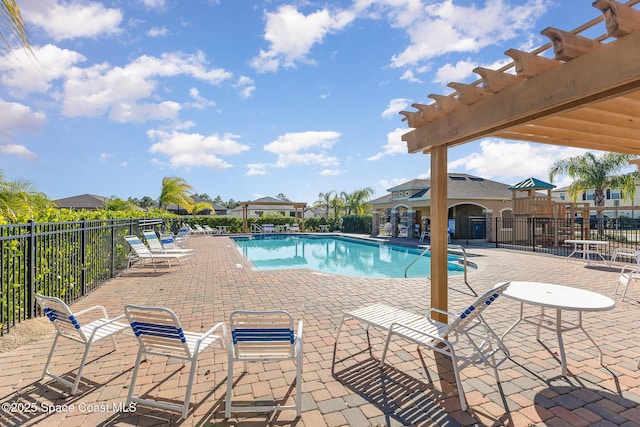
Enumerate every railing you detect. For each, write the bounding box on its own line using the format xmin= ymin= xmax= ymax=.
xmin=250 ymin=223 xmax=263 ymax=234
xmin=404 ymin=244 xmax=475 ymax=295
xmin=493 ymin=216 xmax=640 ymax=257
xmin=0 ymin=218 xmax=178 ymax=335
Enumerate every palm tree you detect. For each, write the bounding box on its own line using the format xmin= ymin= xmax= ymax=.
xmin=549 ymin=152 xmax=639 ymax=231
xmin=315 ymin=191 xmax=335 ymax=218
xmin=158 ymin=176 xmax=194 ymax=212
xmin=0 ymin=171 xmax=53 ymax=223
xmin=349 ymin=187 xmax=374 ymax=215
xmin=329 ymin=194 xmax=345 ymax=221
xmin=190 ymin=201 xmax=215 ymax=215
xmin=1 ymin=1 xmax=29 ymax=51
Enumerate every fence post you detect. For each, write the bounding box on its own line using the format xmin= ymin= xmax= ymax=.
xmin=81 ymin=219 xmax=87 ymax=297
xmin=110 ymin=220 xmax=116 ymax=278
xmin=27 ymin=220 xmax=36 ymax=319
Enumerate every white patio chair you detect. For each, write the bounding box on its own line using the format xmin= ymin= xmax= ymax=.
xmin=36 ymin=294 xmax=127 ymax=395
xmin=334 ymin=282 xmax=510 ymax=412
xmin=124 ymin=305 xmax=227 ymax=419
xmin=609 ymin=247 xmax=639 ymax=267
xmin=124 ymin=235 xmax=191 ymax=271
xmin=225 ymin=310 xmax=303 ymax=418
xmin=194 ymin=224 xmax=210 ymax=235
xmin=615 ymin=263 xmax=640 ymax=301
xmin=142 ymin=230 xmax=194 ymax=255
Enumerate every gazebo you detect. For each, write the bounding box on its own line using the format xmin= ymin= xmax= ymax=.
xmin=239 ymin=199 xmax=307 ymax=233
xmin=400 ymin=0 xmax=640 ymax=320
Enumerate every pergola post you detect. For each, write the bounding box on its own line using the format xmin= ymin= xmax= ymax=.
xmin=430 ymin=145 xmax=448 ymax=322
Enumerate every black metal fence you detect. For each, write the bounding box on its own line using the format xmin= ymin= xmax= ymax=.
xmin=492 ymin=216 xmax=640 ymax=257
xmin=0 ymin=218 xmax=177 ymax=335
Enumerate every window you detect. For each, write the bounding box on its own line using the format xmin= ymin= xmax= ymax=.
xmin=608 ymin=189 xmax=621 ymax=200
xmin=501 ymin=210 xmax=514 ymax=229
xmin=255 ymin=211 xmax=263 ymax=217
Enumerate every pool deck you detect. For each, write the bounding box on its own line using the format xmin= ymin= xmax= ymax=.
xmin=1 ymin=233 xmax=640 ymax=426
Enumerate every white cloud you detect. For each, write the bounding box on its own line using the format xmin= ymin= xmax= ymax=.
xmin=188 ymin=88 xmax=216 ymax=110
xmin=246 ymin=163 xmax=269 ymax=176
xmin=235 ymin=76 xmax=255 ymax=99
xmin=367 ymin=128 xmax=407 ymax=161
xmin=0 ymin=144 xmax=38 ymax=160
xmin=251 ymin=5 xmax=355 ymax=72
xmin=433 ymin=58 xmax=478 ymax=85
xmin=22 ymin=0 xmax=123 ymax=41
xmin=62 ymin=51 xmax=232 ymax=121
xmin=148 ymin=130 xmax=250 ymax=170
xmin=147 ymin=26 xmax=170 ymax=37
xmin=99 ymin=152 xmax=113 ymax=162
xmin=264 ymin=131 xmax=341 ymax=167
xmin=139 ymin=0 xmax=167 ymax=10
xmin=320 ymin=169 xmax=341 ymax=176
xmin=448 ymin=138 xmax=589 ymax=183
xmin=382 ymin=98 xmax=411 ymax=118
xmin=0 ymin=44 xmax=86 ymax=96
xmin=0 ymin=99 xmax=47 ymax=139
xmin=388 ymin=0 xmax=549 ymax=70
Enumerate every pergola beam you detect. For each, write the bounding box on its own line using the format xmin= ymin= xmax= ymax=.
xmin=403 ymin=30 xmax=640 ymax=154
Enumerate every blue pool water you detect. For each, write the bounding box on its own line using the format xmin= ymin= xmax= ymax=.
xmin=232 ymin=235 xmax=466 ymax=278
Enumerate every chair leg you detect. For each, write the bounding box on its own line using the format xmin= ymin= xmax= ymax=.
xmin=181 ymin=358 xmax=197 ymax=419
xmin=71 ymin=341 xmax=94 ymax=395
xmin=622 ymin=279 xmax=630 ymax=301
xmin=296 ymin=354 xmax=302 ymax=417
xmin=126 ymin=347 xmax=145 ymax=407
xmin=42 ymin=333 xmax=61 ymax=380
xmin=225 ymin=349 xmax=234 ymax=419
xmin=450 ymin=358 xmax=468 ymax=412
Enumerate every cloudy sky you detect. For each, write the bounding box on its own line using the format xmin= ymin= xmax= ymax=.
xmin=0 ymin=0 xmax=611 ymax=205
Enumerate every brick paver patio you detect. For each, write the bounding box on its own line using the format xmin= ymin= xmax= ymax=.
xmin=0 ymin=234 xmax=639 ymax=426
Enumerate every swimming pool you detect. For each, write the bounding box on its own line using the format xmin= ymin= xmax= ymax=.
xmin=232 ymin=235 xmax=466 ymax=278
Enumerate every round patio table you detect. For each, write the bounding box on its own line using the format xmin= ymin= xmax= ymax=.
xmin=495 ymin=281 xmax=615 ymax=376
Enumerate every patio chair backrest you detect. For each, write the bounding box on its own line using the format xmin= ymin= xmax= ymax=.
xmin=36 ymin=294 xmax=89 ymax=342
xmin=124 ymin=305 xmax=192 ymax=358
xmin=160 ymin=233 xmax=176 ymax=248
xmin=124 ymin=235 xmax=152 ymax=257
xmin=142 ymin=230 xmax=164 ymax=251
xmin=449 ymin=281 xmax=510 ymax=332
xmin=230 ymin=310 xmax=296 ymax=359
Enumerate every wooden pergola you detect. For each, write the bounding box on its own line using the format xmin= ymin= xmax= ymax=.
xmin=400 ymin=0 xmax=640 ymax=321
xmin=240 ymin=200 xmax=307 ymax=232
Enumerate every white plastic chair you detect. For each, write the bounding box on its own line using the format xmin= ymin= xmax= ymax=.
xmin=334 ymin=282 xmax=510 ymax=412
xmin=36 ymin=294 xmax=127 ymax=395
xmin=124 ymin=235 xmax=192 ymax=271
xmin=616 ymin=264 xmax=640 ymax=301
xmin=142 ymin=230 xmax=194 ymax=255
xmin=225 ymin=310 xmax=303 ymax=418
xmin=610 ymin=247 xmax=639 ymax=267
xmin=124 ymin=305 xmax=227 ymax=419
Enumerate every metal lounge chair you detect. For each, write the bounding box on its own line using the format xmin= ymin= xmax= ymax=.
xmin=142 ymin=230 xmax=194 ymax=255
xmin=333 ymin=282 xmax=510 ymax=411
xmin=124 ymin=235 xmax=191 ymax=271
xmin=225 ymin=310 xmax=303 ymax=418
xmin=36 ymin=294 xmax=127 ymax=395
xmin=124 ymin=304 xmax=227 ymax=419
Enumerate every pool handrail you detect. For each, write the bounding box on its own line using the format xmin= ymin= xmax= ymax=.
xmin=404 ymin=244 xmax=475 ymax=295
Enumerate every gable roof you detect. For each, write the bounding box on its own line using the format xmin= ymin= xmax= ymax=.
xmin=508 ymin=177 xmax=556 ymax=190
xmin=371 ymin=174 xmax=512 ymax=205
xmin=54 ymin=194 xmax=106 ymax=209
